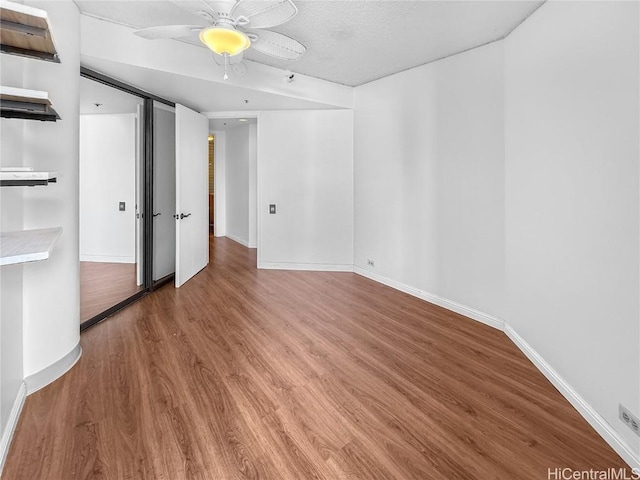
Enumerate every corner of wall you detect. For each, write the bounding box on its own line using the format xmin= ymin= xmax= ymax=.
xmin=213 ymin=130 xmax=226 ymax=237
xmin=21 ymin=0 xmax=81 ymax=381
xmin=0 ymin=382 xmax=26 ymax=478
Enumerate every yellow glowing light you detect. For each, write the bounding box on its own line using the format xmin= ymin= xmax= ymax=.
xmin=199 ymin=27 xmax=251 ymax=56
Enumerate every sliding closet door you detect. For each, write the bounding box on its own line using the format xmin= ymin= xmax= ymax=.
xmin=175 ymin=103 xmax=209 ymax=287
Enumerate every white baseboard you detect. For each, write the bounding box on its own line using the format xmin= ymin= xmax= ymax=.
xmin=353 ymin=266 xmax=504 ymax=330
xmin=354 ymin=265 xmax=639 ymax=469
xmin=259 ymin=262 xmax=354 ymax=272
xmin=80 ymin=255 xmax=135 ymax=264
xmin=25 ymin=343 xmax=82 ymax=395
xmin=225 ymin=234 xmax=249 ymax=248
xmin=0 ymin=382 xmax=26 ymax=477
xmin=504 ymin=325 xmax=640 ymax=470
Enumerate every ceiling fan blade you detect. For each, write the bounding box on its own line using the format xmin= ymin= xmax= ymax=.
xmin=134 ymin=25 xmax=203 ymax=40
xmin=248 ymin=29 xmax=305 ymax=60
xmin=231 ymin=0 xmax=297 ymax=29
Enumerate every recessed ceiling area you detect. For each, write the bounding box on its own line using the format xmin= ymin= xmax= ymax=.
xmin=81 ymin=55 xmax=343 ymax=112
xmin=74 ymin=0 xmax=544 ymax=87
xmin=210 ymin=117 xmax=257 ymax=131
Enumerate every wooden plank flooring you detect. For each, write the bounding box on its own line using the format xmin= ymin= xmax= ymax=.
xmin=4 ymin=237 xmax=626 ymax=479
xmin=80 ymin=261 xmax=142 ymax=322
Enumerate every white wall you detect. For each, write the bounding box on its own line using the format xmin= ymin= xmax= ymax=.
xmin=225 ymin=124 xmax=251 ymax=247
xmin=79 ymin=114 xmax=137 ymax=263
xmin=21 ymin=0 xmax=82 ymax=380
xmin=0 ymin=49 xmax=25 ymax=470
xmin=213 ymin=130 xmax=226 ymax=237
xmin=248 ymin=123 xmax=257 ymax=248
xmin=259 ymin=110 xmax=354 ymax=270
xmin=353 ymin=1 xmax=640 ymax=467
xmin=354 ymin=41 xmax=505 ymax=320
xmin=505 ymin=0 xmax=640 ymax=459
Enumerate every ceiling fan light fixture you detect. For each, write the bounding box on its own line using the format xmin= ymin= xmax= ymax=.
xmin=199 ymin=26 xmax=251 ymax=56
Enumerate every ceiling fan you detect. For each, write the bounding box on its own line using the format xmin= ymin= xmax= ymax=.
xmin=134 ymin=0 xmax=306 ymax=79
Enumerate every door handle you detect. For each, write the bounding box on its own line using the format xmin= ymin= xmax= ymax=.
xmin=152 ymin=212 xmax=161 ymax=217
xmin=180 ymin=213 xmax=191 ymax=219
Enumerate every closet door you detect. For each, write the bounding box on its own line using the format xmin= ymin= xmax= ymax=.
xmin=175 ymin=103 xmax=209 ymax=287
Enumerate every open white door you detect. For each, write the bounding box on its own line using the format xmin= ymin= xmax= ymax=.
xmin=175 ymin=103 xmax=209 ymax=287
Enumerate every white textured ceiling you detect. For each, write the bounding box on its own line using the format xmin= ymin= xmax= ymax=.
xmin=74 ymin=0 xmax=544 ymax=87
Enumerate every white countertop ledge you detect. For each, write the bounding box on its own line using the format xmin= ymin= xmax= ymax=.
xmin=0 ymin=227 xmax=62 ymax=266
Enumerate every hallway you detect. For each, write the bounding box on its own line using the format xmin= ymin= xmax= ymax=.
xmin=3 ymin=237 xmax=625 ymax=479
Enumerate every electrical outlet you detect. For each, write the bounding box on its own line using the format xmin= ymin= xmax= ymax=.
xmin=269 ymin=204 xmax=276 ymax=214
xmin=619 ymin=404 xmax=640 ymax=436
xmin=367 ymin=259 xmax=375 ymax=267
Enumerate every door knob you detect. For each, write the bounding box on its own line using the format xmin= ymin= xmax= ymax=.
xmin=152 ymin=212 xmax=161 ymax=217
xmin=180 ymin=213 xmax=191 ymax=219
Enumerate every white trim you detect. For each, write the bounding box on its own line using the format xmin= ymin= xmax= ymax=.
xmin=0 ymin=382 xmax=26 ymax=477
xmin=225 ymin=233 xmax=249 ymax=248
xmin=25 ymin=343 xmax=82 ymax=395
xmin=504 ymin=325 xmax=640 ymax=470
xmin=79 ymin=255 xmax=135 ymax=264
xmin=259 ymin=262 xmax=354 ymax=272
xmin=353 ymin=266 xmax=504 ymax=330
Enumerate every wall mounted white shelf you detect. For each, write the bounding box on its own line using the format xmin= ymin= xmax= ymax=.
xmin=0 ymin=227 xmax=62 ymax=266
xmin=0 ymin=1 xmax=59 ymax=63
xmin=0 ymin=85 xmax=60 ymax=121
xmin=0 ymin=169 xmax=57 ymax=187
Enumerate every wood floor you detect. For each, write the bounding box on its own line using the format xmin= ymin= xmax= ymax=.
xmin=4 ymin=237 xmax=626 ymax=479
xmin=80 ymin=261 xmax=142 ymax=322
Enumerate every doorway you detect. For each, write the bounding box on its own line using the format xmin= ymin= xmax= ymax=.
xmin=209 ymin=116 xmax=258 ymax=253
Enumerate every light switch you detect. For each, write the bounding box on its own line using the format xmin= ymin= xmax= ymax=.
xmin=269 ymin=204 xmax=276 ymax=214
xmin=119 ymin=202 xmax=126 ymax=211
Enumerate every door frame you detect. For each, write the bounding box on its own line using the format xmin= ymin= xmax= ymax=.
xmin=205 ymin=111 xmax=261 ymax=267
xmin=79 ymin=67 xmax=176 ymax=331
